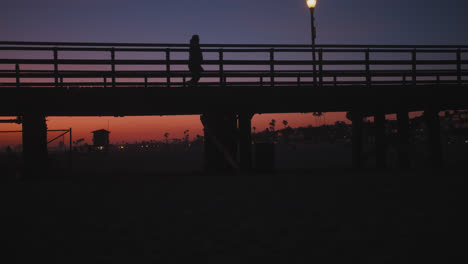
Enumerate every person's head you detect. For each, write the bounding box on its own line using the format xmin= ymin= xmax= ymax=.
xmin=190 ymin=35 xmax=200 ymax=45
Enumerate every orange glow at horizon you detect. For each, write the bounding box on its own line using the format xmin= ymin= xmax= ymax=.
xmin=0 ymin=113 xmax=350 ymax=148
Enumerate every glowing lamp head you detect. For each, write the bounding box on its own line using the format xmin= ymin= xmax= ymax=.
xmin=307 ymin=0 xmax=317 ymax=9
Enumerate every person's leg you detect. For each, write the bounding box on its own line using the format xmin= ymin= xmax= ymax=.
xmin=192 ymin=71 xmax=201 ymax=86
xmin=188 ymin=64 xmax=195 ymax=85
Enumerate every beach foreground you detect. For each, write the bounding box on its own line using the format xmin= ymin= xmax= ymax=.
xmin=1 ymin=169 xmax=463 ymax=262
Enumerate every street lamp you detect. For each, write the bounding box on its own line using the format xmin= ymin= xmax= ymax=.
xmin=307 ymin=0 xmax=317 ymax=88
xmin=307 ymin=0 xmax=317 ymax=9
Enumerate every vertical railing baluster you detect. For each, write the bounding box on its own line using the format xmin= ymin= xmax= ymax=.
xmin=270 ymin=48 xmax=274 ymax=87
xmin=104 ymin=77 xmax=107 ymax=88
xmin=365 ymin=49 xmax=371 ymax=88
xmin=54 ymin=48 xmax=58 ymax=88
xmin=297 ymin=73 xmax=301 ymax=87
xmin=183 ymin=76 xmax=186 ymax=88
xmin=456 ymin=48 xmax=462 ymax=86
xmin=403 ymin=74 xmax=406 ymax=87
xmin=219 ymin=49 xmax=224 ymax=87
xmin=333 ymin=75 xmax=337 ymax=88
xmin=145 ymin=76 xmax=148 ymax=88
xmin=60 ymin=77 xmax=63 ymax=89
xmin=412 ymin=49 xmax=417 ymax=87
xmin=319 ymin=49 xmax=323 ymax=87
xmin=15 ymin=64 xmax=20 ymax=89
xmin=166 ymin=48 xmax=170 ymax=88
xmin=111 ymin=48 xmax=116 ymax=88
xmin=260 ymin=76 xmax=263 ymax=87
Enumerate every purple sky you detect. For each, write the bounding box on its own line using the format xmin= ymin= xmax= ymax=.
xmin=2 ymin=0 xmax=468 ymax=45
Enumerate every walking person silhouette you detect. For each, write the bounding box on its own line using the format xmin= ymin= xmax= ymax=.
xmin=188 ymin=35 xmax=204 ymax=87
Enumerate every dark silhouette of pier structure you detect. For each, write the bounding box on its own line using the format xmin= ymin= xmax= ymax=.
xmin=1 ymin=41 xmax=467 ymax=175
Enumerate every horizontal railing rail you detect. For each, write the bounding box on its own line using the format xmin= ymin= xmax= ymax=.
xmin=1 ymin=69 xmax=466 ymax=78
xmin=0 ymin=59 xmax=467 ymax=65
xmin=1 ymin=47 xmax=468 ymax=54
xmin=2 ymin=41 xmax=468 ymax=48
xmin=1 ymin=41 xmax=467 ymax=89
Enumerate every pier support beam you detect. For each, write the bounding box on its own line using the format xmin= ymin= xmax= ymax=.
xmin=375 ymin=110 xmax=387 ymax=169
xmin=397 ymin=108 xmax=411 ymax=169
xmin=351 ymin=111 xmax=363 ymax=169
xmin=22 ymin=112 xmax=48 ymax=177
xmin=238 ymin=113 xmax=253 ymax=171
xmin=201 ymin=113 xmax=239 ymax=172
xmin=424 ymin=107 xmax=443 ymax=168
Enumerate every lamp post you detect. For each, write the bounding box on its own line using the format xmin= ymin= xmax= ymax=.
xmin=307 ymin=0 xmax=317 ymax=88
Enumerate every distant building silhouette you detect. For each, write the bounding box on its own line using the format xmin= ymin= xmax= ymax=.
xmin=92 ymin=129 xmax=110 ymax=151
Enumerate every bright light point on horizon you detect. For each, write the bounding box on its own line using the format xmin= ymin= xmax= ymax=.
xmin=307 ymin=0 xmax=317 ymax=9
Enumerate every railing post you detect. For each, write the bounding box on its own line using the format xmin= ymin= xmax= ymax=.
xmin=365 ymin=49 xmax=371 ymax=87
xmin=15 ymin=64 xmax=20 ymax=89
xmin=333 ymin=75 xmax=337 ymax=88
xmin=403 ymin=74 xmax=406 ymax=87
xmin=54 ymin=48 xmax=59 ymax=88
xmin=319 ymin=49 xmax=323 ymax=87
xmin=60 ymin=77 xmax=63 ymax=89
xmin=219 ymin=49 xmax=224 ymax=86
xmin=260 ymin=76 xmax=263 ymax=87
xmin=104 ymin=77 xmax=107 ymax=88
xmin=270 ymin=48 xmax=274 ymax=87
xmin=456 ymin=48 xmax=462 ymax=86
xmin=183 ymin=76 xmax=186 ymax=88
xmin=412 ymin=49 xmax=417 ymax=86
xmin=166 ymin=48 xmax=170 ymax=88
xmin=144 ymin=76 xmax=148 ymax=88
xmin=111 ymin=48 xmax=116 ymax=88
xmin=297 ymin=73 xmax=301 ymax=87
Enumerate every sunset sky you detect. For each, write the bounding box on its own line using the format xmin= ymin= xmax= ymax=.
xmin=1 ymin=0 xmax=467 ymax=147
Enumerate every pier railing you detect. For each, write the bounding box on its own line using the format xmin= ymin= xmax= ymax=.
xmin=0 ymin=41 xmax=467 ymax=89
